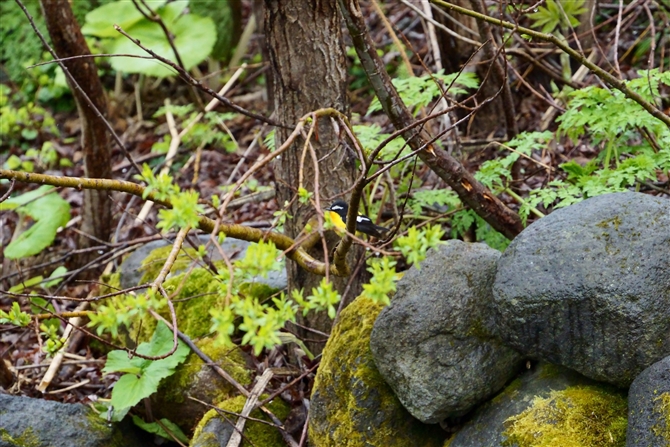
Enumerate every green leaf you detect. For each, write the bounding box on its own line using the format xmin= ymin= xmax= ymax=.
xmin=103 ymin=351 xmax=144 ymax=375
xmin=368 ymin=71 xmax=478 ymax=116
xmin=234 ymin=240 xmax=283 ymax=279
xmin=5 ymin=155 xmax=22 ymax=170
xmin=394 ymin=225 xmax=444 ymax=267
xmin=104 ymin=321 xmax=189 ymax=412
xmin=0 ymin=302 xmax=31 ymax=326
xmin=110 ymin=372 xmax=159 ymax=411
xmin=362 ymin=257 xmax=398 ymax=306
xmin=82 ymin=0 xmax=168 ymax=38
xmin=156 ymin=190 xmax=204 ymax=230
xmin=21 ymin=128 xmax=38 ymax=140
xmin=353 ymin=124 xmax=408 ymax=161
xmin=30 ymin=297 xmax=60 ymax=335
xmin=8 ymin=275 xmax=43 ymax=293
xmin=529 ymin=0 xmax=586 ymax=34
xmin=306 ymin=279 xmax=341 ymax=320
xmin=297 ymin=187 xmax=313 ymax=204
xmin=2 ymin=186 xmax=70 ymax=260
xmin=110 ymin=3 xmax=217 ymax=77
xmin=132 ymin=416 xmax=189 ymax=444
xmin=43 ymin=266 xmax=68 ymax=289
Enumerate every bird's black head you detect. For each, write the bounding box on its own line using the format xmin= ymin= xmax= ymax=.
xmin=327 ymin=200 xmax=349 ymax=215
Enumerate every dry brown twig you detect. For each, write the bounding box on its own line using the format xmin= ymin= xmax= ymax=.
xmin=0 ymin=169 xmax=346 ymax=277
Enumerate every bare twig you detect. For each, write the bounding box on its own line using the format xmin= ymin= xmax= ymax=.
xmin=27 ymin=53 xmax=156 ymax=68
xmin=613 ymin=0 xmax=624 ymax=76
xmin=430 ymin=0 xmax=670 ymax=127
xmin=0 ymin=179 xmax=16 ymax=203
xmin=0 ymin=169 xmax=346 ymax=277
xmin=401 ymin=0 xmax=480 ymax=47
xmin=113 ymin=24 xmax=285 ymax=128
xmin=132 ymin=0 xmax=186 ymax=70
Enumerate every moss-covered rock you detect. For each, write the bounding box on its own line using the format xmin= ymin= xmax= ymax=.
xmin=626 ymin=355 xmax=670 ymax=447
xmin=493 ymin=192 xmax=670 ymax=387
xmin=151 ymin=337 xmax=252 ymax=433
xmin=122 ymin=240 xmax=286 ymax=343
xmin=190 ymin=394 xmax=290 ymax=447
xmin=503 ymin=385 xmax=627 ymax=447
xmin=309 ymin=295 xmax=446 ymax=447
xmin=446 ymin=362 xmax=627 ymax=447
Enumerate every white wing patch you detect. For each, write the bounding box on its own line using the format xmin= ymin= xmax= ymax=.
xmin=356 ymin=215 xmax=372 ymax=224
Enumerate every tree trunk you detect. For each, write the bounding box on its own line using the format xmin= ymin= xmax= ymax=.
xmin=264 ymin=0 xmax=362 ymax=352
xmin=40 ymin=0 xmax=112 ymax=268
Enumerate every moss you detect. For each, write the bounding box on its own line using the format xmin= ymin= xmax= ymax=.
xmin=309 ymin=295 xmax=443 ymax=446
xmin=0 ymin=427 xmax=39 ymax=447
xmin=595 ymin=216 xmax=622 ymax=231
xmin=652 ymin=392 xmax=670 ymax=442
xmin=502 ymin=385 xmax=627 ymax=447
xmin=138 ymin=245 xmax=197 ymax=286
xmin=84 ymin=410 xmax=109 ymax=431
xmin=82 ymin=411 xmax=129 ymax=447
xmin=162 ymin=337 xmax=251 ymax=405
xmin=99 ymin=272 xmax=122 ymax=292
xmin=191 ymin=394 xmax=290 ymax=447
xmin=133 ymin=245 xmax=283 ymax=343
xmin=310 ymin=297 xmax=385 ymax=444
xmin=466 ymin=316 xmax=489 ymax=340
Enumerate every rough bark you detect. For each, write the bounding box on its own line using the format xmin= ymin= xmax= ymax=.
xmin=264 ymin=0 xmax=362 ymax=351
xmin=40 ymin=0 xmax=112 ymax=265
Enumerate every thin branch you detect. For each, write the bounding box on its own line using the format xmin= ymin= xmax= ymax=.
xmin=26 ymin=53 xmax=156 ymax=68
xmin=113 ymin=24 xmax=286 ymax=128
xmin=132 ymin=0 xmax=186 ymax=71
xmin=613 ymin=0 xmax=624 ymax=76
xmin=430 ymin=0 xmax=670 ymax=128
xmin=401 ymin=0 xmax=481 ymax=47
xmin=0 ymin=169 xmax=346 ymax=277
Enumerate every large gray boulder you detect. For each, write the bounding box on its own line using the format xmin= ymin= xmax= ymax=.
xmin=370 ymin=241 xmax=524 ymax=423
xmin=0 ymin=394 xmax=148 ymax=447
xmin=447 ymin=362 xmax=628 ymax=446
xmin=493 ymin=192 xmax=670 ymax=387
xmin=627 ymin=355 xmax=670 ymax=447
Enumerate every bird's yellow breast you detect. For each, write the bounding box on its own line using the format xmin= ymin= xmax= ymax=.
xmin=327 ymin=210 xmax=347 ymax=230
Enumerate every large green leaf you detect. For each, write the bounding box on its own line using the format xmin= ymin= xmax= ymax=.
xmin=105 ymin=322 xmax=189 ymax=412
xmin=2 ymin=186 xmax=70 ymax=259
xmin=108 ymin=2 xmax=216 ymax=77
xmin=82 ymin=0 xmax=168 ymax=38
xmin=110 ymin=372 xmax=161 ymax=410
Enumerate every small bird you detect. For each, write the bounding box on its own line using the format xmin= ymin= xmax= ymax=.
xmin=325 ymin=200 xmax=389 ymax=238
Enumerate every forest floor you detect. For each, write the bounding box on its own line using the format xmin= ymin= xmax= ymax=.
xmin=0 ymin=0 xmax=664 ymax=440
